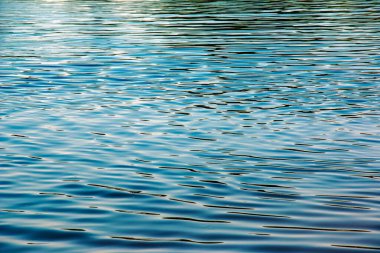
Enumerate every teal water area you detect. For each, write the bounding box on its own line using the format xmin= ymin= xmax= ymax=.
xmin=1 ymin=0 xmax=380 ymax=252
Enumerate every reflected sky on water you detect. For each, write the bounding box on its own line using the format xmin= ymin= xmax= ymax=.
xmin=1 ymin=0 xmax=380 ymax=252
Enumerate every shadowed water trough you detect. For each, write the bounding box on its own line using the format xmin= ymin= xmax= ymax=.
xmin=1 ymin=0 xmax=380 ymax=252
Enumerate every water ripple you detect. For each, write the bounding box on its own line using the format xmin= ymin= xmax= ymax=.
xmin=1 ymin=0 xmax=380 ymax=252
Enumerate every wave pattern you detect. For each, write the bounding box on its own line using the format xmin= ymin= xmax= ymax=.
xmin=1 ymin=0 xmax=380 ymax=252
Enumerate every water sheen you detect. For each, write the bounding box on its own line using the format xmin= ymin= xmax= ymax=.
xmin=1 ymin=0 xmax=380 ymax=252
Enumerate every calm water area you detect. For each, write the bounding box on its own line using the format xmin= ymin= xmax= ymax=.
xmin=1 ymin=0 xmax=380 ymax=252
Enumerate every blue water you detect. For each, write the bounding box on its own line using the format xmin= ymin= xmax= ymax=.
xmin=1 ymin=0 xmax=380 ymax=252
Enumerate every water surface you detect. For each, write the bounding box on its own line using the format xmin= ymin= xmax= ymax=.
xmin=1 ymin=0 xmax=380 ymax=252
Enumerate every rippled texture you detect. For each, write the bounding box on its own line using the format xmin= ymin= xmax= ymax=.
xmin=1 ymin=0 xmax=380 ymax=252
